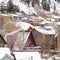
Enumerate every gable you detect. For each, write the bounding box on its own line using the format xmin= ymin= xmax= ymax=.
xmin=25 ymin=32 xmax=36 ymax=47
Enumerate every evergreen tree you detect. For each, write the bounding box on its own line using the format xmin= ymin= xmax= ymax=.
xmin=7 ymin=0 xmax=14 ymax=12
xmin=54 ymin=4 xmax=56 ymax=11
xmin=32 ymin=0 xmax=34 ymax=7
xmin=55 ymin=0 xmax=60 ymax=2
xmin=1 ymin=2 xmax=4 ymax=13
xmin=42 ymin=0 xmax=50 ymax=11
xmin=34 ymin=0 xmax=39 ymax=6
xmin=7 ymin=0 xmax=19 ymax=13
xmin=25 ymin=0 xmax=30 ymax=5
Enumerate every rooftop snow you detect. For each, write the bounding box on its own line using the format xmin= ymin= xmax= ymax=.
xmin=55 ymin=22 xmax=60 ymax=25
xmin=0 ymin=48 xmax=11 ymax=59
xmin=13 ymin=52 xmax=41 ymax=60
xmin=52 ymin=15 xmax=60 ymax=19
xmin=16 ymin=22 xmax=34 ymax=31
xmin=35 ymin=26 xmax=56 ymax=35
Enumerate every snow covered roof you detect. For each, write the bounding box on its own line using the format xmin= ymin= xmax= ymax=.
xmin=9 ymin=14 xmax=19 ymax=17
xmin=0 ymin=48 xmax=11 ymax=59
xmin=35 ymin=26 xmax=56 ymax=35
xmin=13 ymin=52 xmax=41 ymax=60
xmin=52 ymin=15 xmax=60 ymax=19
xmin=0 ymin=14 xmax=9 ymax=16
xmin=55 ymin=22 xmax=60 ymax=25
xmin=15 ymin=22 xmax=34 ymax=31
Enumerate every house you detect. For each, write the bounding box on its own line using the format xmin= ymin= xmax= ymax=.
xmin=12 ymin=22 xmax=36 ymax=51
xmin=2 ymin=21 xmax=20 ymax=50
xmin=32 ymin=26 xmax=56 ymax=50
xmin=1 ymin=21 xmax=41 ymax=51
xmin=2 ymin=21 xmax=35 ymax=51
xmin=0 ymin=34 xmax=6 ymax=47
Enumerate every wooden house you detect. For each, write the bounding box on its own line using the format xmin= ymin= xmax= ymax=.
xmin=32 ymin=26 xmax=56 ymax=50
xmin=0 ymin=34 xmax=6 ymax=47
xmin=2 ymin=22 xmax=35 ymax=51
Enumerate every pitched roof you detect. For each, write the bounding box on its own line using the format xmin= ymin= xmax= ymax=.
xmin=0 ymin=48 xmax=11 ymax=59
xmin=35 ymin=26 xmax=56 ymax=35
xmin=16 ymin=22 xmax=34 ymax=31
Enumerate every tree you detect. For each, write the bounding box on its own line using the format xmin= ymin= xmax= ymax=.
xmin=34 ymin=0 xmax=39 ymax=6
xmin=0 ymin=2 xmax=5 ymax=13
xmin=32 ymin=0 xmax=34 ymax=7
xmin=7 ymin=0 xmax=14 ymax=12
xmin=42 ymin=0 xmax=50 ymax=11
xmin=13 ymin=6 xmax=19 ymax=12
xmin=7 ymin=0 xmax=19 ymax=13
xmin=25 ymin=0 xmax=30 ymax=5
xmin=55 ymin=0 xmax=60 ymax=2
xmin=54 ymin=4 xmax=56 ymax=11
